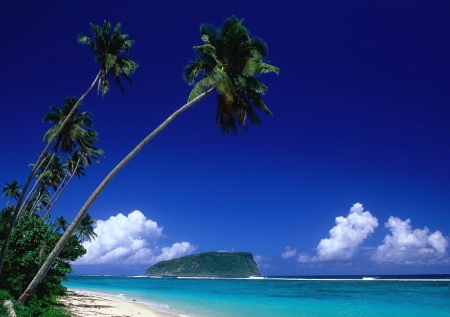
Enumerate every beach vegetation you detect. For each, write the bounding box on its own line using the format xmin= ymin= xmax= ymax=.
xmin=0 ymin=102 xmax=102 ymax=311
xmin=0 ymin=215 xmax=85 ymax=316
xmin=0 ymin=20 xmax=137 ymax=275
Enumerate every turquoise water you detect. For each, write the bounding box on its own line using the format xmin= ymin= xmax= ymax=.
xmin=64 ymin=275 xmax=450 ymax=317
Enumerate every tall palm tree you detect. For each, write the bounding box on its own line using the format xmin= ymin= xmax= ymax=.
xmin=78 ymin=129 xmax=105 ymax=166
xmin=18 ymin=16 xmax=277 ymax=304
xmin=0 ymin=21 xmax=137 ymax=275
xmin=43 ymin=97 xmax=94 ymax=154
xmin=184 ymin=16 xmax=279 ymax=134
xmin=67 ymin=151 xmax=87 ymax=178
xmin=2 ymin=181 xmax=22 ymax=207
xmin=78 ymin=21 xmax=139 ymax=97
xmin=41 ymin=137 xmax=103 ymax=220
xmin=41 ymin=156 xmax=68 ymax=192
xmin=26 ymin=182 xmax=51 ymax=217
xmin=76 ymin=214 xmax=97 ymax=242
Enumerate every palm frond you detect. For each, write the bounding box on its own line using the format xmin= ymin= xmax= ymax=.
xmin=258 ymin=62 xmax=280 ymax=75
xmin=79 ymin=21 xmax=138 ymax=97
xmin=240 ymin=37 xmax=268 ymax=59
xmin=184 ymin=16 xmax=278 ymax=133
xmin=183 ymin=58 xmax=214 ymax=84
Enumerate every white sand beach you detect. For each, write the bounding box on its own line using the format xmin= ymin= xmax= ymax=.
xmin=61 ymin=290 xmax=175 ymax=317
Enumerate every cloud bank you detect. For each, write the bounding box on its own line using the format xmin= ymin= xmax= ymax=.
xmin=372 ymin=216 xmax=449 ymax=264
xmin=75 ymin=210 xmax=196 ymax=265
xmin=286 ymin=202 xmax=449 ymax=267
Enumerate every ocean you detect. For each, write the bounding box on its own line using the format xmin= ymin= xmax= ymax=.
xmin=63 ymin=275 xmax=450 ymax=317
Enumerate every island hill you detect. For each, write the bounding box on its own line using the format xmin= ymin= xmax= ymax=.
xmin=145 ymin=252 xmax=261 ymax=277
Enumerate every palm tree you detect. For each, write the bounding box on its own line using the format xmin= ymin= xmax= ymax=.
xmin=18 ymin=16 xmax=278 ymax=304
xmin=0 ymin=20 xmax=137 ymax=275
xmin=41 ymin=156 xmax=68 ymax=192
xmin=78 ymin=129 xmax=105 ymax=166
xmin=76 ymin=214 xmax=97 ymax=242
xmin=26 ymin=182 xmax=51 ymax=217
xmin=78 ymin=21 xmax=139 ymax=96
xmin=43 ymin=97 xmax=94 ymax=154
xmin=183 ymin=16 xmax=279 ymax=134
xmin=53 ymin=216 xmax=69 ymax=233
xmin=2 ymin=181 xmax=22 ymax=207
xmin=67 ymin=151 xmax=87 ymax=178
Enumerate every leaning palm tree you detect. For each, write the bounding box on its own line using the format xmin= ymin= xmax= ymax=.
xmin=78 ymin=21 xmax=139 ymax=96
xmin=19 ymin=16 xmax=278 ymax=304
xmin=0 ymin=21 xmax=137 ymax=274
xmin=183 ymin=17 xmax=279 ymax=134
xmin=41 ymin=134 xmax=104 ymax=219
xmin=26 ymin=182 xmax=51 ymax=217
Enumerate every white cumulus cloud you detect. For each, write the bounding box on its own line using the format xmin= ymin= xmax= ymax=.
xmin=75 ymin=210 xmax=196 ymax=265
xmin=300 ymin=203 xmax=378 ymax=262
xmin=281 ymin=246 xmax=297 ymax=259
xmin=372 ymin=216 xmax=449 ymax=264
xmin=154 ymin=242 xmax=197 ymax=262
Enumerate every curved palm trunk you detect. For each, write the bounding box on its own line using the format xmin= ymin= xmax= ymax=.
xmin=22 ymin=153 xmax=55 ymax=217
xmin=41 ymin=158 xmax=82 ymax=219
xmin=27 ymin=192 xmax=43 ymax=217
xmin=40 ymin=169 xmax=70 ymax=219
xmin=18 ymin=87 xmax=215 ymax=304
xmin=0 ymin=71 xmax=101 ymax=275
xmin=22 ymin=153 xmax=54 ymax=211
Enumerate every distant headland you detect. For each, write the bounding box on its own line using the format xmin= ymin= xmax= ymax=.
xmin=145 ymin=252 xmax=261 ymax=277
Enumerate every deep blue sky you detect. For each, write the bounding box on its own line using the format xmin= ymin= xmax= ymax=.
xmin=1 ymin=1 xmax=449 ymax=275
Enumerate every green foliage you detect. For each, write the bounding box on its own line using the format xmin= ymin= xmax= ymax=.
xmin=78 ymin=21 xmax=139 ymax=96
xmin=0 ymin=206 xmax=14 ymax=241
xmin=2 ymin=181 xmax=22 ymax=206
xmin=183 ymin=16 xmax=279 ymax=134
xmin=0 ymin=216 xmax=85 ymax=301
xmin=42 ymin=97 xmax=98 ymax=155
xmin=76 ymin=214 xmax=97 ymax=242
xmin=0 ymin=289 xmax=70 ymax=317
xmin=146 ymin=252 xmax=261 ymax=277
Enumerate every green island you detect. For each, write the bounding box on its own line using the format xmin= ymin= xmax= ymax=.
xmin=145 ymin=252 xmax=261 ymax=277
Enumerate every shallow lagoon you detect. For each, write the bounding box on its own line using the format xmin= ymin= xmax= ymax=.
xmin=64 ymin=275 xmax=450 ymax=317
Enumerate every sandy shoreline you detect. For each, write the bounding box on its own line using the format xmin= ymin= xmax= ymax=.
xmin=61 ymin=290 xmax=177 ymax=317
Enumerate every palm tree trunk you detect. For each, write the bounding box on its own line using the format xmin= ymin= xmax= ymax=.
xmin=41 ymin=158 xmax=80 ymax=219
xmin=27 ymin=192 xmax=43 ymax=218
xmin=17 ymin=87 xmax=215 ymax=304
xmin=22 ymin=153 xmax=54 ymax=212
xmin=40 ymin=168 xmax=71 ymax=219
xmin=0 ymin=71 xmax=101 ymax=275
xmin=21 ymin=153 xmax=55 ymax=218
